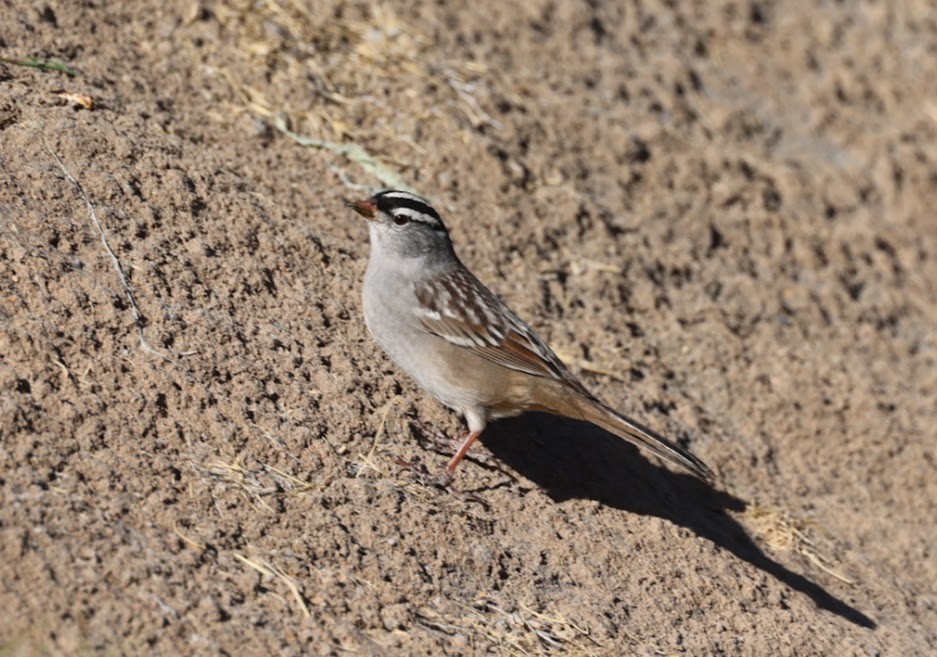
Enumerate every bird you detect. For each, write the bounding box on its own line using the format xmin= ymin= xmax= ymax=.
xmin=348 ymin=190 xmax=714 ymax=484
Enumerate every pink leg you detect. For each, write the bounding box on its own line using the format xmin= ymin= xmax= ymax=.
xmin=445 ymin=430 xmax=482 ymax=474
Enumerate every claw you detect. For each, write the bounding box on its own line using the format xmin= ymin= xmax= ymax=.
xmin=393 ymin=456 xmax=485 ymax=504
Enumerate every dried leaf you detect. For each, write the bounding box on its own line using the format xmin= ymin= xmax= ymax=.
xmin=54 ymin=90 xmax=94 ymax=109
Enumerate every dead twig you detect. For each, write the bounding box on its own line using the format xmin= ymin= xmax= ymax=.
xmin=274 ymin=114 xmax=414 ymax=192
xmin=234 ymin=553 xmax=311 ymax=618
xmin=42 ymin=133 xmax=166 ymax=358
xmin=417 ymin=596 xmax=602 ymax=656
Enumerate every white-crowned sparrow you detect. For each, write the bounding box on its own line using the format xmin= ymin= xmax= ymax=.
xmin=349 ymin=190 xmax=714 ymax=483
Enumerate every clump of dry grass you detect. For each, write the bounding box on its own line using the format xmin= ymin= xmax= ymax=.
xmin=192 ymin=455 xmax=323 ymax=513
xmin=233 ymin=553 xmax=311 ymax=618
xmin=417 ymin=596 xmax=602 ymax=657
xmin=741 ymin=503 xmax=855 ymax=584
xmin=209 ymin=0 xmax=431 ymax=131
xmin=220 ymin=9 xmax=410 ymax=113
xmin=195 ymin=1 xmax=500 ymax=190
xmin=343 ymin=409 xmax=495 ymax=508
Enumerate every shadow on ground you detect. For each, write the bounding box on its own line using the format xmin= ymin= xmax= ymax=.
xmin=472 ymin=412 xmax=875 ymax=630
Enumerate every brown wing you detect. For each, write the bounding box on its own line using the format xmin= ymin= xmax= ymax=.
xmin=413 ymin=266 xmax=589 ymax=395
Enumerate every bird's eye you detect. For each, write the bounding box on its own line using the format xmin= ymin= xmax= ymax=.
xmin=392 ymin=215 xmax=411 ymax=226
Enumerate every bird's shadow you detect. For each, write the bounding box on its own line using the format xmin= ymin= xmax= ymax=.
xmin=475 ymin=412 xmax=875 ymax=629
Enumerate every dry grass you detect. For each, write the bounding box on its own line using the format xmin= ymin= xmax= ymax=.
xmin=233 ymin=553 xmax=311 ymax=618
xmin=210 ymin=0 xmax=427 ymax=127
xmin=194 ymin=1 xmax=499 ymax=190
xmin=202 ymin=3 xmax=407 ymax=122
xmin=741 ymin=503 xmax=855 ymax=584
xmin=275 ymin=114 xmax=415 ymax=192
xmin=191 ymin=454 xmax=324 ymax=513
xmin=330 ymin=407 xmax=480 ymax=507
xmin=42 ymin=134 xmax=165 ymax=358
xmin=352 ymin=400 xmax=395 ymax=478
xmin=416 ymin=596 xmax=602 ymax=657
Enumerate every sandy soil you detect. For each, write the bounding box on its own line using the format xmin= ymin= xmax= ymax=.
xmin=2 ymin=1 xmax=936 ymax=655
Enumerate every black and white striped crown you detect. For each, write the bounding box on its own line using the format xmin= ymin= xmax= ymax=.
xmin=373 ymin=190 xmax=446 ymax=230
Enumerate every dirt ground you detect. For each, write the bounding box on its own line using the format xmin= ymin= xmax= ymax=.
xmin=2 ymin=1 xmax=936 ymax=655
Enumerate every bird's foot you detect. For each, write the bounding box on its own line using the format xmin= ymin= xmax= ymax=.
xmin=392 ymin=456 xmax=485 ymax=504
xmin=393 ymin=456 xmax=453 ymax=487
xmin=409 ymin=421 xmax=496 ymax=468
xmin=409 ymin=421 xmax=462 ymax=453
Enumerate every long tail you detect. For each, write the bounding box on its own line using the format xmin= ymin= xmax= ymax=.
xmin=581 ymin=399 xmax=715 ymax=482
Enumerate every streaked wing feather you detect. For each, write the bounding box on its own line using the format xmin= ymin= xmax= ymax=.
xmin=474 ymin=334 xmax=556 ymax=378
xmin=418 ymin=313 xmax=491 ymax=348
xmin=414 ymin=268 xmax=583 ymax=388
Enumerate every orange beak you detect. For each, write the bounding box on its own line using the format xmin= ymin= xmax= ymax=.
xmin=348 ymin=197 xmax=377 ymax=220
